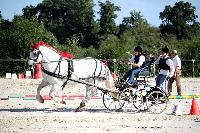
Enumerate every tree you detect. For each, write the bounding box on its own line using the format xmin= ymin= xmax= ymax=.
xmin=0 ymin=11 xmax=3 ymax=29
xmin=119 ymin=10 xmax=149 ymax=34
xmin=98 ymin=1 xmax=120 ymax=38
xmin=0 ymin=16 xmax=57 ymax=76
xmin=159 ymin=1 xmax=200 ymax=39
xmin=33 ymin=0 xmax=96 ymax=47
xmin=22 ymin=5 xmax=38 ymax=20
xmin=0 ymin=11 xmax=2 ymax=21
xmin=0 ymin=11 xmax=12 ymax=30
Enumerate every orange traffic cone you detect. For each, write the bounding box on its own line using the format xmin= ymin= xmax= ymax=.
xmin=190 ymin=98 xmax=200 ymax=115
xmin=34 ymin=64 xmax=43 ymax=79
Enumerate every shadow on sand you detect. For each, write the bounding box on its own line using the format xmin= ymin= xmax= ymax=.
xmin=0 ymin=107 xmax=111 ymax=113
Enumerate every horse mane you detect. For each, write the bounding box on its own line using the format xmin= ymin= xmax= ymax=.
xmin=42 ymin=43 xmax=61 ymax=54
xmin=32 ymin=41 xmax=73 ymax=59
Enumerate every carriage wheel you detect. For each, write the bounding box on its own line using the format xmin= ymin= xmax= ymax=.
xmin=102 ymin=91 xmax=124 ymax=111
xmin=147 ymin=90 xmax=168 ymax=114
xmin=119 ymin=88 xmax=143 ymax=113
xmin=131 ymin=89 xmax=144 ymax=110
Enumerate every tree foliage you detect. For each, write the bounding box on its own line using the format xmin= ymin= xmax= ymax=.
xmin=0 ymin=16 xmax=57 ymax=76
xmin=0 ymin=11 xmax=2 ymax=21
xmin=159 ymin=1 xmax=200 ymax=39
xmin=98 ymin=1 xmax=120 ymax=38
xmin=0 ymin=0 xmax=200 ymax=77
xmin=22 ymin=5 xmax=38 ymax=20
xmin=119 ymin=10 xmax=149 ymax=34
xmin=33 ymin=0 xmax=96 ymax=47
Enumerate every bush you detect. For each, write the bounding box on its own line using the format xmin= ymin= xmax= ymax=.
xmin=0 ymin=16 xmax=57 ymax=76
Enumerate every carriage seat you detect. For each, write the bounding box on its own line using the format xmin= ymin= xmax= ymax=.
xmin=135 ymin=65 xmax=151 ymax=83
xmin=138 ymin=66 xmax=151 ymax=77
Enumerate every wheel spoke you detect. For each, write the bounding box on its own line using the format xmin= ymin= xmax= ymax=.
xmin=147 ymin=91 xmax=167 ymax=114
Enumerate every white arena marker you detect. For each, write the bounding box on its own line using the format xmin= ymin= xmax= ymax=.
xmin=26 ymin=71 xmax=32 ymax=79
xmin=11 ymin=73 xmax=18 ymax=79
xmin=6 ymin=73 xmax=12 ymax=79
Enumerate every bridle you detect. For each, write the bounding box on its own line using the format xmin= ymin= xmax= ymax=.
xmin=29 ymin=47 xmax=74 ymax=80
xmin=29 ymin=49 xmax=42 ymax=64
xmin=28 ymin=49 xmax=43 ymax=72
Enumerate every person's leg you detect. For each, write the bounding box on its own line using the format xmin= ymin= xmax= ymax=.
xmin=167 ymin=77 xmax=174 ymax=95
xmin=127 ymin=68 xmax=141 ymax=84
xmin=122 ymin=69 xmax=132 ymax=81
xmin=156 ymin=74 xmax=167 ymax=88
xmin=175 ymin=73 xmax=182 ymax=95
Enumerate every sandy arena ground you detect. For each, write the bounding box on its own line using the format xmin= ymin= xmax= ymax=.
xmin=0 ymin=78 xmax=200 ymax=133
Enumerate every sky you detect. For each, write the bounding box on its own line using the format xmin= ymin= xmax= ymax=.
xmin=0 ymin=0 xmax=199 ymax=27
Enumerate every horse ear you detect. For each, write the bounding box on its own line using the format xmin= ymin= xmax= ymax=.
xmin=31 ymin=43 xmax=36 ymax=49
xmin=32 ymin=43 xmax=39 ymax=49
xmin=38 ymin=41 xmax=44 ymax=45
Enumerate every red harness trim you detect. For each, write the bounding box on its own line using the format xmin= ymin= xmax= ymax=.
xmin=32 ymin=41 xmax=73 ymax=59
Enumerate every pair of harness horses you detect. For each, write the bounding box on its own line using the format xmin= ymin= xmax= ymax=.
xmin=28 ymin=43 xmax=168 ymax=113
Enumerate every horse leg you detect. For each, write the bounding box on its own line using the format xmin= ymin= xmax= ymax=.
xmin=36 ymin=80 xmax=49 ymax=103
xmin=49 ymin=84 xmax=66 ymax=104
xmin=75 ymin=78 xmax=96 ymax=112
xmin=104 ymin=68 xmax=118 ymax=98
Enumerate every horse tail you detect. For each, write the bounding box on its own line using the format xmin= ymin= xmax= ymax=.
xmin=104 ymin=65 xmax=115 ymax=90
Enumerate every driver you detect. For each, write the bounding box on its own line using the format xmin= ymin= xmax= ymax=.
xmin=122 ymin=46 xmax=145 ymax=85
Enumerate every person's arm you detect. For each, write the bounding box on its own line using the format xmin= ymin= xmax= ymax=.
xmin=176 ymin=56 xmax=181 ymax=70
xmin=167 ymin=59 xmax=175 ymax=78
xmin=129 ymin=56 xmax=135 ymax=63
xmin=129 ymin=55 xmax=145 ymax=67
xmin=128 ymin=56 xmax=135 ymax=67
xmin=154 ymin=56 xmax=161 ymax=64
xmin=174 ymin=57 xmax=181 ymax=76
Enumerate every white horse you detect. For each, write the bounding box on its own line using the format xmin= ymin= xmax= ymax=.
xmin=28 ymin=43 xmax=115 ymax=112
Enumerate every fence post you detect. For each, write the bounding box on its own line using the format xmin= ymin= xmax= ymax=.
xmin=192 ymin=59 xmax=195 ymax=78
xmin=113 ymin=59 xmax=117 ymax=73
xmin=153 ymin=63 xmax=156 ymax=77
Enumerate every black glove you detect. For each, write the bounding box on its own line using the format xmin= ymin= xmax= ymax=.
xmin=166 ymin=76 xmax=170 ymax=81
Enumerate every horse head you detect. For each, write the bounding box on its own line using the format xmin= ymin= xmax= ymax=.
xmin=28 ymin=43 xmax=43 ymax=69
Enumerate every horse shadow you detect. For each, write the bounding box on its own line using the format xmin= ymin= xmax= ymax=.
xmin=0 ymin=107 xmax=111 ymax=113
xmin=0 ymin=108 xmax=171 ymax=115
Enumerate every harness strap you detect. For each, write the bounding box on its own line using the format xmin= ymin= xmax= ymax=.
xmin=53 ymin=56 xmax=63 ymax=74
xmin=41 ymin=59 xmax=73 ymax=80
xmin=61 ymin=60 xmax=73 ymax=90
xmin=42 ymin=67 xmax=67 ymax=79
xmin=93 ymin=59 xmax=98 ymax=84
xmin=98 ymin=62 xmax=103 ymax=77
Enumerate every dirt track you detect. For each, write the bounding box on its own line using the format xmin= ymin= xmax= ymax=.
xmin=0 ymin=78 xmax=200 ymax=133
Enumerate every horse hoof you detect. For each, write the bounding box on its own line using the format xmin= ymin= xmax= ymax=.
xmin=36 ymin=95 xmax=44 ymax=103
xmin=75 ymin=102 xmax=86 ymax=112
xmin=60 ymin=100 xmax=66 ymax=105
xmin=75 ymin=106 xmax=86 ymax=112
